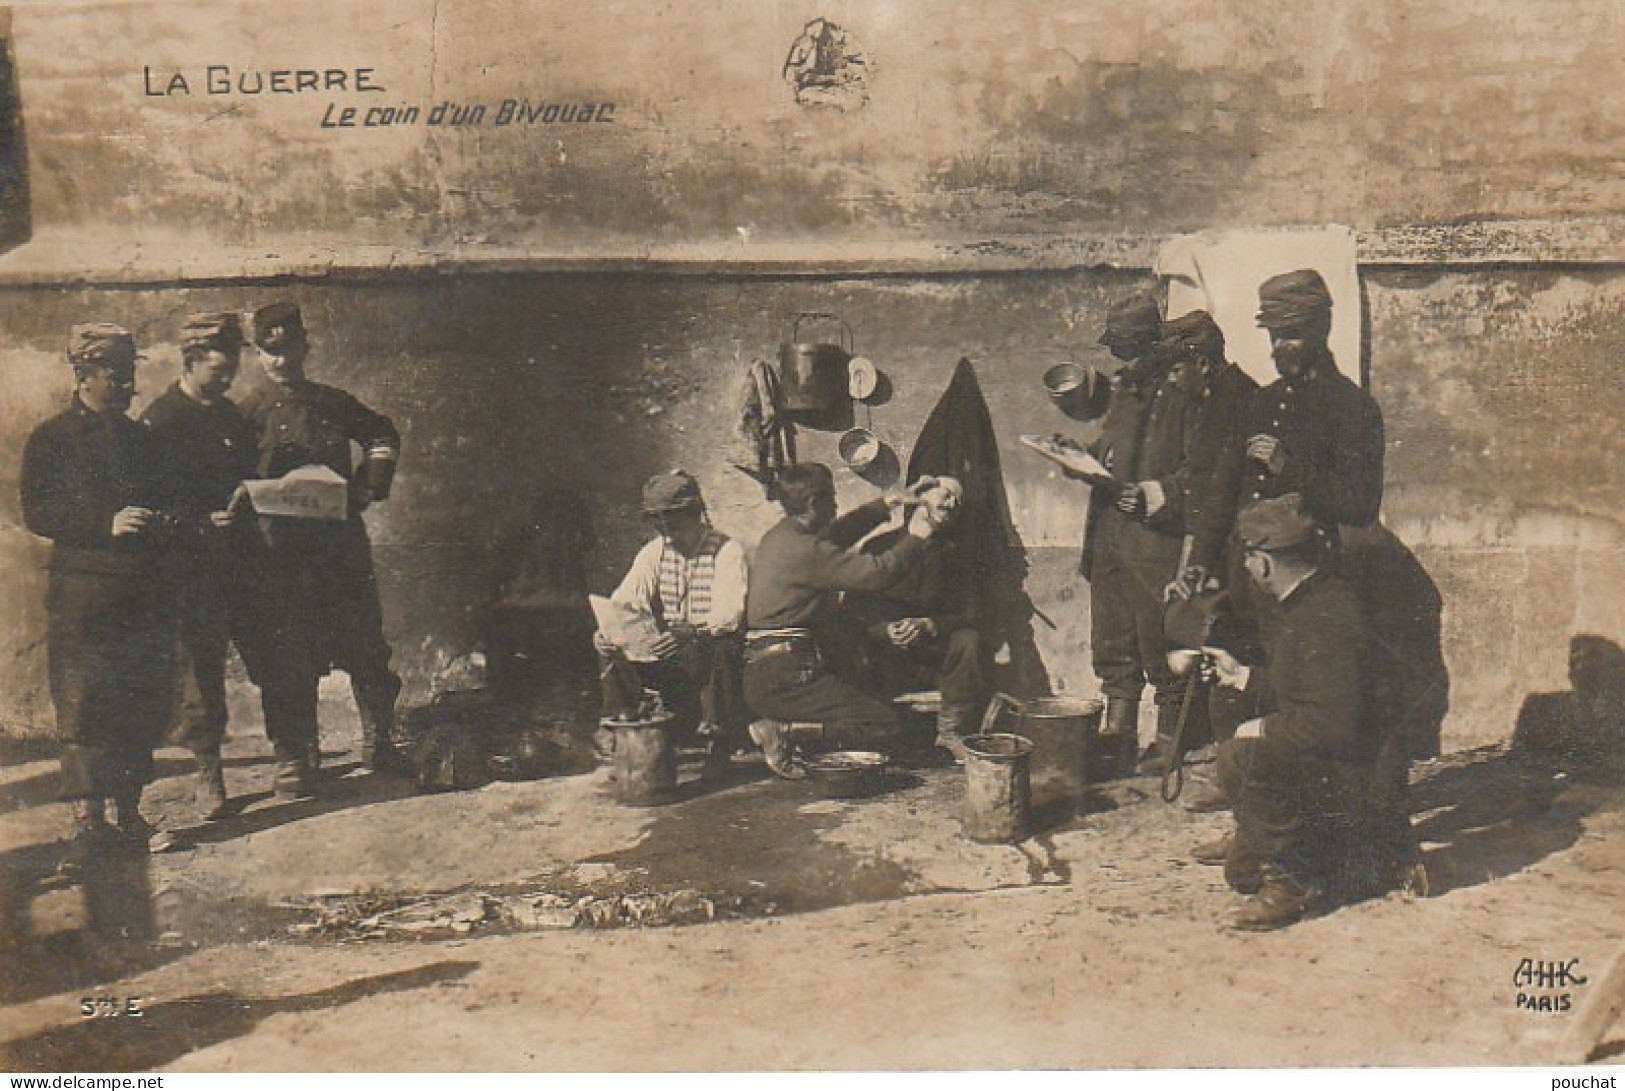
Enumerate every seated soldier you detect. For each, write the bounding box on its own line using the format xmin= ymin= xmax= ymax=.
xmin=1195 ymin=494 xmax=1415 ymax=931
xmin=594 ymin=471 xmax=748 ymax=768
xmin=838 ymin=477 xmax=982 ymax=761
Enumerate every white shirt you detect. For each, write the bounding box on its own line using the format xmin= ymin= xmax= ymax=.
xmin=611 ymin=534 xmax=748 ymax=636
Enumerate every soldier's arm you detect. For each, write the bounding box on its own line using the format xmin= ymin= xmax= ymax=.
xmin=20 ymin=427 xmax=117 ymax=544
xmin=1279 ymin=390 xmax=1384 ymax=528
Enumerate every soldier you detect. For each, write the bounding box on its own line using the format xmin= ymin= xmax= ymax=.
xmin=1141 ymin=309 xmax=1260 ymax=773
xmin=1197 ymin=495 xmax=1396 ymax=931
xmin=1190 ymin=269 xmax=1383 ymax=580
xmin=142 ymin=312 xmax=259 ymax=820
xmin=742 ymin=463 xmax=939 ymax=777
xmin=21 ymin=324 xmax=176 ymax=854
xmin=1075 ymin=291 xmax=1196 ymax=775
xmin=238 ymin=302 xmax=405 ymax=799
xmin=1182 ymin=270 xmax=1385 ymax=812
xmin=594 ymin=471 xmax=749 ymax=769
xmin=838 ymin=477 xmax=981 ymax=761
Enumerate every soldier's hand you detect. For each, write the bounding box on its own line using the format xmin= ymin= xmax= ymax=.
xmin=1200 ymin=646 xmax=1246 ymax=686
xmin=1247 ymin=434 xmax=1286 ymax=475
xmin=208 ymin=509 xmax=236 ymax=529
xmin=111 ymin=506 xmax=154 ymax=537
xmin=1115 ymin=483 xmax=1145 ymax=516
xmin=906 ymin=505 xmax=937 ymax=540
xmin=648 ymin=632 xmax=681 ymax=660
xmin=1163 ymin=564 xmax=1206 ymax=603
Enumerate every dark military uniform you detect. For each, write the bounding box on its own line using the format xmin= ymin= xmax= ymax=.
xmin=1082 ymin=356 xmax=1196 ymax=717
xmin=840 ymin=529 xmax=984 ymax=718
xmin=1192 ymin=367 xmax=1384 ymax=576
xmin=21 ymin=397 xmax=172 ymax=801
xmin=142 ymin=380 xmax=259 ymax=756
xmin=237 ymin=378 xmax=402 ymax=769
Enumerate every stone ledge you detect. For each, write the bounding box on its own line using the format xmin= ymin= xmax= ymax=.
xmin=0 ymin=218 xmax=1622 ymax=286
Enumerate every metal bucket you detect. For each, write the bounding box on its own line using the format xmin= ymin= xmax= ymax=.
xmin=962 ymin=733 xmax=1034 ymax=843
xmin=979 ymin=694 xmax=1102 ymax=819
xmin=609 ymin=713 xmax=677 ymax=806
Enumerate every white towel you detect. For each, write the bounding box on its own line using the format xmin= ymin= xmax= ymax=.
xmin=1156 ymin=226 xmax=1362 ymax=388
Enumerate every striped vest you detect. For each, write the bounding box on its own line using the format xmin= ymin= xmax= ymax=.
xmin=654 ymin=530 xmax=727 ymax=627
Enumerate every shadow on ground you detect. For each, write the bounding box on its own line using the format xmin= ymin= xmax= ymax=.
xmin=0 ymin=960 xmax=477 ymax=1072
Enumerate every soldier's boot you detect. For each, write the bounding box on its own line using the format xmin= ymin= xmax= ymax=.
xmin=1135 ymin=699 xmax=1186 ymax=776
xmin=193 ymin=749 xmax=229 ymax=821
xmin=1181 ymin=777 xmax=1231 ymax=813
xmin=354 ymin=678 xmax=409 ymax=776
xmin=749 ymin=719 xmax=806 ymax=780
xmin=1094 ymin=697 xmax=1140 ymax=780
xmin=934 ymin=703 xmax=973 ymax=765
xmin=1227 ymin=867 xmax=1316 ymax=932
xmin=110 ymin=786 xmax=176 ymax=854
xmin=1192 ymin=834 xmax=1232 ymax=867
xmin=59 ymin=799 xmax=115 ymax=875
xmin=273 ymin=744 xmax=316 ymax=802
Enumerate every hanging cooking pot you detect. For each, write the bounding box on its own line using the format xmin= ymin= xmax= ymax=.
xmin=777 ymin=312 xmax=853 ymax=412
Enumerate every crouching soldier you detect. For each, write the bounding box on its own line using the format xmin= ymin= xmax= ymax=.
xmin=1197 ymin=495 xmax=1415 ymax=930
xmin=742 ymin=463 xmax=939 ymax=777
xmin=21 ymin=325 xmax=178 ymax=855
xmin=594 ymin=471 xmax=749 ymax=770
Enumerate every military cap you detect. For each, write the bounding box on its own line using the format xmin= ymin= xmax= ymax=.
xmin=1098 ymin=291 xmax=1162 ymax=348
xmin=180 ymin=311 xmax=245 ymax=354
xmin=67 ymin=323 xmax=138 ymax=373
xmin=1255 ymin=269 xmax=1332 ymax=330
xmin=1160 ymin=309 xmax=1226 ymax=353
xmin=251 ymin=301 xmax=307 ymax=351
xmin=641 ymin=470 xmax=704 ymax=516
xmin=1236 ymin=493 xmax=1318 ymax=551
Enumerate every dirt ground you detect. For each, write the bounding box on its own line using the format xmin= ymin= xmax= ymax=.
xmin=1 ymin=692 xmax=1623 ymax=1073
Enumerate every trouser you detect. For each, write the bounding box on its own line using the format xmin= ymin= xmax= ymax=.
xmin=599 ymin=635 xmax=745 ymax=747
xmin=856 ymin=627 xmax=984 ymax=709
xmin=245 ymin=521 xmax=401 ymax=758
xmin=1217 ymin=736 xmax=1405 ymax=896
xmin=1090 ymin=546 xmax=1183 ymax=710
xmin=47 ymin=569 xmax=171 ymax=800
xmin=743 ymin=640 xmax=900 ymax=750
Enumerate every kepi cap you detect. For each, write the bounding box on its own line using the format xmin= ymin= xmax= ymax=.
xmin=1236 ymin=493 xmax=1318 ymax=551
xmin=67 ymin=323 xmax=138 ymax=372
xmin=180 ymin=311 xmax=245 ymax=354
xmin=252 ymin=301 xmax=307 ymax=351
xmin=641 ymin=470 xmax=704 ymax=516
xmin=1098 ymin=292 xmax=1162 ymax=349
xmin=1256 ymin=269 xmax=1332 ymax=331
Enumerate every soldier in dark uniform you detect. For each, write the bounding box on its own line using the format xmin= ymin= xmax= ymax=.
xmin=1199 ymin=495 xmax=1396 ymax=931
xmin=238 ymin=302 xmax=405 ymax=799
xmin=1191 ymin=269 xmax=1383 ymax=576
xmin=142 ymin=312 xmax=259 ymax=820
xmin=1141 ymin=309 xmax=1260 ymax=773
xmin=1179 ymin=270 xmax=1385 ymax=813
xmin=838 ymin=477 xmax=981 ymax=760
xmin=21 ymin=324 xmax=176 ymax=854
xmin=1076 ymin=292 xmax=1196 ymax=775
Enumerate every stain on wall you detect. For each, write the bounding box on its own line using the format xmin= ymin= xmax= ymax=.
xmin=9 ymin=0 xmax=1624 ymax=250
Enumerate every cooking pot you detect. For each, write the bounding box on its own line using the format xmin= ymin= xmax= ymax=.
xmin=777 ymin=312 xmax=853 ymax=412
xmin=804 ymin=750 xmax=888 ymax=799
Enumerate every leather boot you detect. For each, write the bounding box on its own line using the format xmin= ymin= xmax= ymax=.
xmin=110 ymin=786 xmax=176 ymax=854
xmin=935 ymin=704 xmax=972 ymax=764
xmin=748 ymin=719 xmax=806 ymax=780
xmin=1192 ymin=834 xmax=1232 ymax=866
xmin=273 ymin=744 xmax=316 ymax=801
xmin=355 ymin=679 xmax=409 ymax=776
xmin=1094 ymin=697 xmax=1139 ymax=780
xmin=1228 ymin=867 xmax=1316 ymax=931
xmin=60 ymin=799 xmax=115 ymax=875
xmin=194 ymin=749 xmax=229 ymax=821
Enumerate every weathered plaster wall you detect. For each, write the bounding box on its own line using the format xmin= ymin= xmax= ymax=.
xmin=1 ymin=269 xmax=1621 ymax=750
xmin=11 ymin=0 xmax=1624 ymax=251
